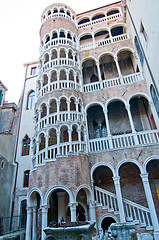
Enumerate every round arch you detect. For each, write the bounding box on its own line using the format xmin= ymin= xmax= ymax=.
xmin=105 ymin=97 xmax=127 ymax=109
xmin=85 ymin=101 xmax=105 ymax=112
xmin=128 ymin=92 xmax=151 ymax=104
xmin=74 ymin=184 xmax=93 ymax=202
xmin=115 ymin=47 xmax=135 ymax=58
xmin=116 ymin=159 xmax=144 ymax=177
xmin=98 ymin=51 xmax=115 ymax=62
xmin=44 ymin=185 xmax=74 ymax=205
xmin=27 ymin=187 xmax=44 ymax=207
xmin=91 ymin=162 xmax=115 ymax=180
xmin=143 ymin=156 xmax=159 ymax=173
xmin=98 ymin=213 xmax=118 ymax=231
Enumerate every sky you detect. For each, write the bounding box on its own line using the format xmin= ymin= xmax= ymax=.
xmin=0 ymin=0 xmax=115 ymax=104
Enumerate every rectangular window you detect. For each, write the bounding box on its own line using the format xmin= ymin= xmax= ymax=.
xmin=23 ymin=170 xmax=30 ymax=187
xmin=31 ymin=67 xmax=37 ymax=75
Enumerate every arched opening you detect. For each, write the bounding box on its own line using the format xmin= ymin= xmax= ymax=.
xmin=52 ymin=32 xmax=58 ymax=39
xmin=108 ymin=101 xmax=131 ymax=135
xmin=59 ymin=8 xmax=65 ymax=14
xmin=60 ymin=69 xmax=67 ymax=80
xmin=41 ymin=103 xmax=47 ymax=118
xmin=82 ymin=59 xmax=98 ymax=84
xmin=117 ymin=50 xmax=135 ymax=75
xmin=22 ymin=135 xmax=30 ymax=156
xmin=70 ymin=98 xmax=76 ymax=111
xmin=60 ymin=126 xmax=69 ymax=143
xmin=119 ymin=162 xmax=148 ymax=212
xmin=49 ymin=99 xmax=57 ymax=114
xmin=87 ymin=105 xmax=107 ymax=139
xmin=48 ymin=10 xmax=51 ymax=16
xmin=94 ymin=30 xmax=109 ymax=42
xmin=42 ymin=74 xmax=48 ymax=87
xmin=99 ymin=54 xmax=118 ymax=79
xmin=48 ymin=129 xmax=57 ymax=146
xmin=39 ymin=133 xmax=45 ymax=150
xmin=27 ymin=90 xmax=35 ymax=110
xmin=146 ymin=160 xmax=159 ymax=217
xmin=92 ymin=13 xmax=105 ymax=21
xmin=69 ymin=70 xmax=74 ymax=81
xmin=111 ymin=26 xmax=124 ymax=37
xmin=48 ymin=189 xmax=70 ymax=224
xmin=59 ymin=31 xmax=65 ymax=38
xmin=68 ymin=49 xmax=73 ymax=59
xmin=101 ymin=217 xmax=116 ymax=234
xmin=80 ymin=34 xmax=92 ymax=47
xmin=130 ymin=96 xmax=154 ymax=131
xmin=67 ymin=32 xmax=72 ymax=40
xmin=67 ymin=11 xmax=71 ymax=17
xmin=76 ymin=190 xmax=87 ymax=221
xmin=60 ymin=98 xmax=67 ymax=111
xmin=107 ymin=9 xmax=119 ymax=16
xmin=78 ymin=18 xmax=90 ymax=25
xmin=29 ymin=192 xmax=41 ymax=239
xmin=93 ymin=166 xmax=115 ymax=193
xmin=45 ymin=35 xmax=50 ymax=44
xmin=44 ymin=53 xmax=49 ymax=64
xmin=60 ymin=49 xmax=66 ymax=58
xmin=50 ymin=71 xmax=57 ymax=82
xmin=51 ymin=49 xmax=57 ymax=60
xmin=72 ymin=125 xmax=78 ymax=141
xmin=53 ymin=8 xmax=58 ymax=14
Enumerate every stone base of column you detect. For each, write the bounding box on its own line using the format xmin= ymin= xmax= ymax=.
xmin=154 ymin=231 xmax=159 ymax=240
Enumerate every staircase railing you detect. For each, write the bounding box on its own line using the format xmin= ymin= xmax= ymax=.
xmin=94 ymin=186 xmax=153 ymax=229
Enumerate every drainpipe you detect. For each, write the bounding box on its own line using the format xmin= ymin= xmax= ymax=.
xmin=10 ymin=64 xmax=28 ymax=231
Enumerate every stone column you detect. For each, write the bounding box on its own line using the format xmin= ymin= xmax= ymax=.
xmin=104 ymin=109 xmax=113 ymax=149
xmin=36 ymin=141 xmax=40 ymax=165
xmin=96 ymin=60 xmax=103 ymax=89
xmin=114 ymin=56 xmax=122 ymax=77
xmin=125 ymin=104 xmax=139 ymax=145
xmin=69 ymin=203 xmax=78 ymax=222
xmin=67 ymin=99 xmax=71 ymax=120
xmin=68 ymin=129 xmax=73 ymax=152
xmin=57 ymin=72 xmax=60 ymax=89
xmin=41 ymin=205 xmax=48 ymax=240
xmin=140 ymin=174 xmax=159 ymax=239
xmin=32 ymin=207 xmax=37 ymax=240
xmin=45 ymin=135 xmax=49 ymax=160
xmin=25 ymin=207 xmax=32 ymax=240
xmin=46 ymin=103 xmax=49 ymax=125
xmin=56 ymin=130 xmax=60 ymax=156
xmin=88 ymin=200 xmax=96 ymax=222
xmin=56 ymin=100 xmax=60 ymax=122
xmin=113 ymin=177 xmax=126 ymax=222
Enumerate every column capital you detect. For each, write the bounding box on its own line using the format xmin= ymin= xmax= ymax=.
xmin=140 ymin=173 xmax=149 ymax=183
xmin=125 ymin=104 xmax=130 ymax=111
xmin=27 ymin=207 xmax=33 ymax=213
xmin=113 ymin=176 xmax=121 ymax=186
xmin=68 ymin=202 xmax=78 ymax=209
xmin=87 ymin=200 xmax=95 ymax=208
xmin=41 ymin=205 xmax=48 ymax=212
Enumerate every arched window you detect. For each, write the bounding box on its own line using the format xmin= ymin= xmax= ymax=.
xmin=22 ymin=135 xmax=30 ymax=156
xmin=27 ymin=90 xmax=35 ymax=110
xmin=151 ymin=85 xmax=159 ymax=117
xmin=23 ymin=170 xmax=30 ymax=187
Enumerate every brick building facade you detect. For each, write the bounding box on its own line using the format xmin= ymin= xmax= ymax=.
xmin=13 ymin=1 xmax=159 ymax=239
